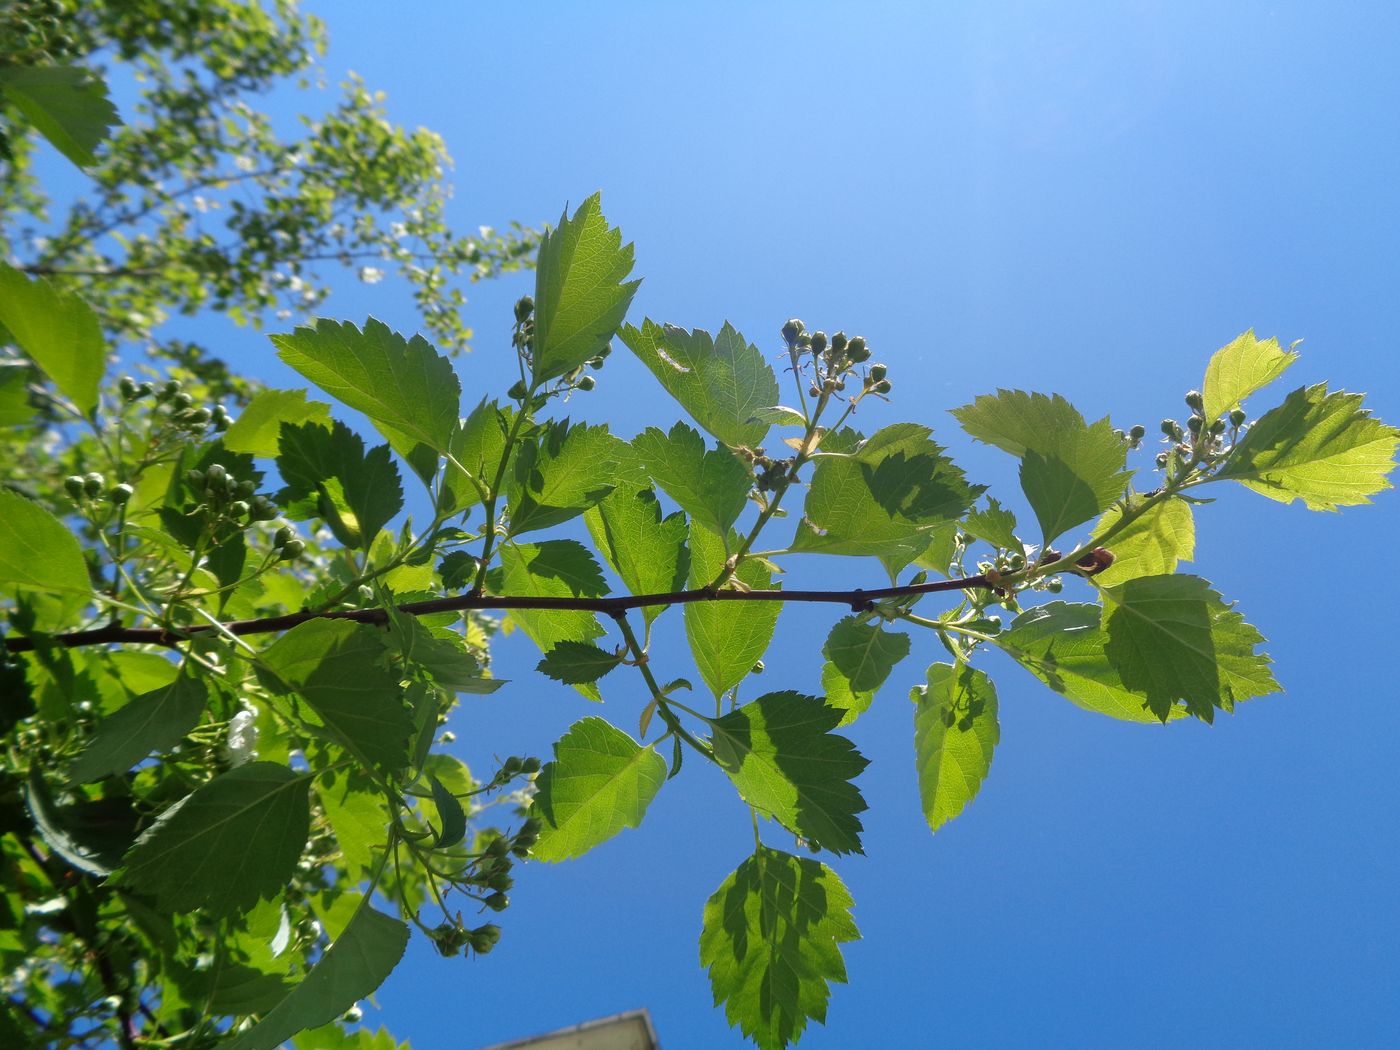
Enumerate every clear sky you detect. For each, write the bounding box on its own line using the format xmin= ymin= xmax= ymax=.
xmin=158 ymin=2 xmax=1400 ymax=1046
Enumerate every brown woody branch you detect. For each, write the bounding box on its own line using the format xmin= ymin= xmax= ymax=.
xmin=2 ymin=574 xmax=995 ymax=653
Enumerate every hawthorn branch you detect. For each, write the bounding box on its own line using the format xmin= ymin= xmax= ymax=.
xmin=2 ymin=574 xmax=996 ymax=653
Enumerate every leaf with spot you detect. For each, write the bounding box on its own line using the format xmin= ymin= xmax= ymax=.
xmin=116 ymin=762 xmax=311 ymax=916
xmin=620 ymin=319 xmax=779 ymax=448
xmin=531 ymin=193 xmax=640 ymax=383
xmin=996 ymin=602 xmax=1185 ymax=723
xmin=632 ymin=421 xmax=752 ymax=539
xmin=1102 ymin=574 xmax=1280 ymax=722
xmin=1215 ymin=383 xmax=1400 ymax=510
xmin=912 ymin=663 xmax=999 ymax=832
xmin=529 ymin=717 xmax=666 ymax=862
xmin=700 ymin=846 xmax=858 ymax=1050
xmin=709 ymin=691 xmax=868 ymax=855
xmin=273 ymin=317 xmax=460 ymax=483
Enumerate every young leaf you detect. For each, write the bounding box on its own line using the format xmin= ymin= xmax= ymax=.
xmin=748 ymin=405 xmax=807 ymax=427
xmin=222 ymin=389 xmax=332 ymax=457
xmin=116 ymin=762 xmax=311 ymax=916
xmin=272 ymin=317 xmax=460 ymax=482
xmin=1102 ymin=574 xmax=1280 ymax=722
xmin=619 ymin=319 xmax=779 ymax=448
xmin=0 ymin=65 xmax=120 ymax=168
xmin=441 ymin=397 xmax=511 ymax=512
xmin=0 ymin=490 xmax=92 ymax=624
xmin=950 ymin=388 xmax=1087 ymax=457
xmin=699 ymin=846 xmax=858 ymax=1050
xmin=68 ymin=676 xmax=208 ymax=784
xmin=507 ymin=419 xmax=623 ymax=535
xmin=495 ymin=541 xmax=608 ymax=700
xmin=0 ymin=263 xmax=105 ymax=416
xmin=1202 ymin=329 xmax=1299 ymax=423
xmin=584 ymin=483 xmax=689 ymax=627
xmin=427 ymin=775 xmax=467 ymax=848
xmin=529 ymin=716 xmax=667 ymax=863
xmin=223 ymin=902 xmax=409 ymax=1050
xmin=912 ymin=663 xmax=999 ymax=832
xmin=996 ymin=602 xmax=1182 ymax=723
xmin=536 ymin=641 xmax=622 ymax=685
xmin=709 ymin=691 xmax=869 ymax=855
xmin=822 ymin=616 xmax=910 ymax=693
xmin=316 ymin=770 xmax=388 ymax=878
xmin=260 ymin=619 xmax=412 ymax=774
xmin=685 ymin=524 xmax=780 ymax=699
xmin=962 ymin=496 xmax=1022 ymax=552
xmin=1215 ymin=383 xmax=1400 ymax=510
xmin=277 ymin=420 xmax=403 ymax=551
xmin=632 ymin=421 xmax=752 ymax=538
xmin=1090 ymin=496 xmax=1194 ymax=586
xmin=531 ymin=193 xmax=640 ymax=383
xmin=1019 ymin=416 xmax=1131 ymax=546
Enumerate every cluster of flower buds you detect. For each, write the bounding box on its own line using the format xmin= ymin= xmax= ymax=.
xmin=429 ymin=918 xmax=502 ymax=958
xmin=735 ymin=445 xmax=790 ymax=493
xmin=63 ymin=471 xmax=134 ymax=507
xmin=184 ymin=462 xmax=281 ymax=529
xmin=269 ymin=524 xmax=305 ymax=561
xmin=1113 ymin=423 xmax=1148 ymax=449
xmin=1155 ymin=391 xmax=1247 ymax=470
xmin=119 ymin=376 xmax=233 ymax=433
xmin=780 ymin=318 xmax=884 ymax=397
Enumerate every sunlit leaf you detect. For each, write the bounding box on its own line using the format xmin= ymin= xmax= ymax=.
xmin=68 ymin=675 xmax=207 ymax=783
xmin=0 ymin=65 xmax=120 ymax=168
xmin=0 ymin=263 xmax=104 ymax=416
xmin=277 ymin=420 xmax=403 ymax=550
xmin=1202 ymin=329 xmax=1298 ymax=423
xmin=633 ymin=421 xmax=751 ymax=539
xmin=685 ymin=523 xmax=780 ymax=699
xmin=536 ymin=641 xmax=622 ymax=685
xmin=912 ymin=663 xmax=999 ymax=832
xmin=1090 ymin=496 xmax=1194 ymax=586
xmin=222 ymin=389 xmax=332 ymax=457
xmin=584 ymin=483 xmax=689 ymax=627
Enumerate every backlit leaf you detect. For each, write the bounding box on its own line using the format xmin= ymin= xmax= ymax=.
xmin=1090 ymin=496 xmax=1194 ymax=586
xmin=537 ymin=641 xmax=622 ymax=685
xmin=951 ymin=388 xmax=1086 ymax=457
xmin=532 ymin=193 xmax=640 ymax=383
xmin=507 ymin=419 xmax=623 ymax=535
xmin=0 ymin=65 xmax=120 ymax=168
xmin=584 ymin=483 xmax=689 ymax=627
xmin=222 ymin=389 xmax=332 ymax=457
xmin=685 ymin=524 xmax=780 ymax=699
xmin=709 ymin=691 xmax=868 ymax=855
xmin=962 ymin=496 xmax=1022 ymax=552
xmin=700 ymin=846 xmax=858 ymax=1050
xmin=277 ymin=420 xmax=403 ymax=550
xmin=822 ymin=617 xmax=910 ymax=693
xmin=619 ymin=319 xmax=779 ymax=448
xmin=0 ymin=263 xmax=104 ymax=416
xmin=530 ymin=717 xmax=666 ymax=862
xmin=633 ymin=421 xmax=751 ymax=538
xmin=1202 ymin=329 xmax=1298 ymax=423
xmin=912 ymin=663 xmax=999 ymax=832
xmin=0 ymin=490 xmax=92 ymax=618
xmin=1019 ymin=416 xmax=1131 ymax=545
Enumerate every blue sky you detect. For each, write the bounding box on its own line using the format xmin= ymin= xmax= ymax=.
xmin=130 ymin=2 xmax=1400 ymax=1046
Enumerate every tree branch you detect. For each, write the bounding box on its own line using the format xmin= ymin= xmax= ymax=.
xmin=2 ymin=574 xmax=994 ymax=653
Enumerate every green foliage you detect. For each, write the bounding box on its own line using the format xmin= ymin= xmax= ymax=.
xmin=699 ymin=846 xmax=858 ymax=1050
xmin=0 ymin=64 xmax=120 ymax=168
xmin=2 ymin=48 xmax=1397 ymax=1046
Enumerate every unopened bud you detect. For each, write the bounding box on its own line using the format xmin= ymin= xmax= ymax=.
xmin=872 ymin=379 xmax=892 ymax=395
xmin=869 ymin=363 xmax=887 ymax=382
xmin=577 ymin=375 xmax=595 ymax=391
xmin=280 ymin=538 xmax=305 ymax=560
xmin=810 ymin=331 xmax=828 ymax=353
xmin=1129 ymin=424 xmax=1146 ymax=441
xmin=780 ymin=318 xmax=805 ymax=346
xmin=514 ymin=295 xmax=534 ymax=322
xmin=64 ymin=475 xmax=85 ymax=500
xmin=82 ymin=472 xmax=105 ymax=497
xmin=1229 ymin=408 xmax=1247 ymax=428
xmin=109 ymin=483 xmax=133 ymax=504
xmin=1185 ymin=389 xmax=1204 ymax=413
xmin=118 ymin=376 xmax=138 ymax=399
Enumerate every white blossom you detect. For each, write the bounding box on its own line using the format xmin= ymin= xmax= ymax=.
xmin=358 ymin=266 xmax=385 ymax=285
xmin=224 ymin=708 xmax=259 ymax=766
xmin=233 ymin=154 xmax=256 ymax=172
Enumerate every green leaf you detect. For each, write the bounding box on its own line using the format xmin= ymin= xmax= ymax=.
xmin=260 ymin=620 xmax=412 ymax=774
xmin=911 ymin=663 xmax=999 ymax=832
xmin=1215 ymin=383 xmax=1400 ymax=510
xmin=507 ymin=419 xmax=623 ymax=535
xmin=685 ymin=524 xmax=780 ymax=699
xmin=699 ymin=846 xmax=858 ymax=1050
xmin=822 ymin=617 xmax=910 ymax=693
xmin=441 ymin=397 xmax=511 ymax=513
xmin=0 ymin=490 xmax=92 ymax=617
xmin=495 ymin=541 xmax=608 ymax=700
xmin=537 ymin=641 xmax=622 ymax=685
xmin=272 ymin=317 xmax=460 ymax=482
xmin=529 ymin=716 xmax=666 ymax=863
xmin=584 ymin=483 xmax=689 ymax=627
xmin=709 ymin=691 xmax=868 ymax=855
xmin=223 ymin=902 xmax=408 ymax=1050
xmin=221 ymin=389 xmax=332 ymax=457
xmin=791 ymin=424 xmax=980 ymax=567
xmin=531 ymin=193 xmax=640 ymax=383
xmin=632 ymin=421 xmax=752 ymax=538
xmin=913 ymin=521 xmax=961 ymax=576
xmin=1090 ymin=497 xmax=1194 ymax=586
xmin=748 ymin=405 xmax=807 ymax=427
xmin=0 ymin=65 xmax=120 ymax=168
xmin=951 ymin=388 xmax=1087 ymax=457
xmin=1019 ymin=417 xmax=1131 ymax=545
xmin=962 ymin=496 xmax=1022 ymax=552
xmin=316 ymin=769 xmax=388 ymax=878
xmin=1202 ymin=329 xmax=1299 ymax=423
xmin=996 ymin=602 xmax=1183 ymax=723
xmin=277 ymin=420 xmax=403 ymax=550
xmin=68 ymin=675 xmax=207 ymax=784
xmin=820 ymin=662 xmax=873 ymax=727
xmin=24 ymin=771 xmax=138 ymax=877
xmin=1102 ymin=574 xmax=1281 ymax=722
xmin=427 ymin=775 xmax=467 ymax=848
xmin=0 ymin=361 xmax=35 ymax=425
xmin=619 ymin=319 xmax=779 ymax=448
xmin=116 ymin=762 xmax=310 ymax=916
xmin=0 ymin=263 xmax=104 ymax=416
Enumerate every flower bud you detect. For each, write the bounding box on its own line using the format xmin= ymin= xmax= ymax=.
xmin=1129 ymin=424 xmax=1146 ymax=441
xmin=235 ymin=479 xmax=256 ymax=498
xmin=205 ymin=462 xmax=227 ymax=484
xmin=484 ymin=892 xmax=509 ymax=912
xmin=810 ymin=331 xmax=828 ymax=354
xmin=185 ymin=407 xmax=211 ymax=426
xmin=109 ymin=483 xmax=133 ymax=504
xmin=157 ymin=379 xmax=181 ymax=401
xmin=586 ymin=356 xmax=606 ymax=369
xmin=184 ymin=468 xmax=205 ymax=490
xmin=830 ymin=331 xmax=848 ymax=354
xmin=872 ymin=379 xmax=892 ymax=395
xmin=487 ymin=871 xmax=514 ymax=892
xmin=273 ymin=525 xmax=294 ymax=547
xmin=1185 ymin=389 xmax=1204 ymax=413
xmin=577 ymin=375 xmax=596 ymax=391
xmin=136 ymin=381 xmax=155 ymax=398
xmin=1155 ymin=451 xmax=1169 ymax=468
xmin=228 ymin=500 xmax=250 ymax=518
xmin=845 ymin=336 xmax=869 ymax=363
xmin=868 ymin=363 xmax=887 ymax=382
xmin=1186 ymin=416 xmax=1204 ymax=434
xmin=1046 ymin=577 xmax=1063 ymax=593
xmin=470 ymin=924 xmax=501 ymax=954
xmin=780 ymin=318 xmax=805 ymax=346
xmin=507 ymin=379 xmax=528 ymax=401
xmin=1209 ymin=417 xmax=1227 ymax=435
xmin=1229 ymin=408 xmax=1247 ymax=428
xmin=520 ymin=756 xmax=541 ymax=775
xmin=1160 ymin=418 xmax=1178 ymax=437
xmin=751 ymin=659 xmax=764 ymax=674
xmin=64 ymin=475 xmax=85 ymax=500
xmin=279 ymin=538 xmax=305 ymax=560
xmin=118 ymin=376 xmax=138 ymax=399
xmin=514 ymin=295 xmax=534 ymax=322
xmin=82 ymin=472 xmax=105 ymax=497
